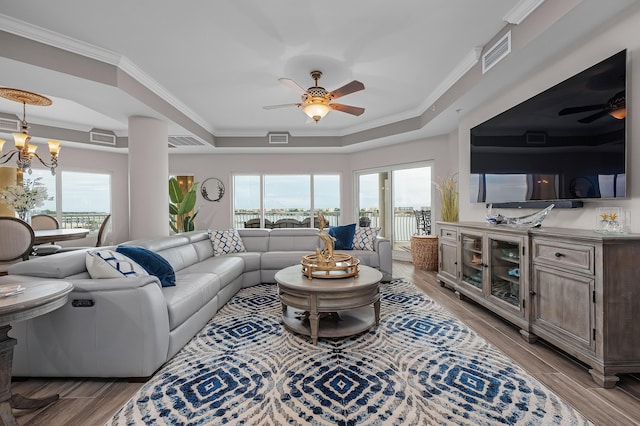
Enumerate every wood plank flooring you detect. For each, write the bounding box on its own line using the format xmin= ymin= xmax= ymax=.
xmin=10 ymin=260 xmax=640 ymax=425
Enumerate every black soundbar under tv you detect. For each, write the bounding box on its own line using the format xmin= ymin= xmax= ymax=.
xmin=486 ymin=201 xmax=583 ymax=209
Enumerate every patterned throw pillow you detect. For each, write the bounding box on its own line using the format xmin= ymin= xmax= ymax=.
xmin=86 ymin=249 xmax=149 ymax=279
xmin=352 ymin=227 xmax=381 ymax=251
xmin=209 ymin=228 xmax=247 ymax=256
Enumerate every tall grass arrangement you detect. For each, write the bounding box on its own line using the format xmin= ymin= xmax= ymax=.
xmin=434 ymin=173 xmax=459 ymax=222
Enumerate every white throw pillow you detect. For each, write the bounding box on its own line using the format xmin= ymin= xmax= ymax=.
xmin=209 ymin=228 xmax=246 ymax=256
xmin=86 ymin=249 xmax=149 ymax=279
xmin=352 ymin=227 xmax=381 ymax=251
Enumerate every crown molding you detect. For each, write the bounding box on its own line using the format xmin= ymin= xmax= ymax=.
xmin=116 ymin=57 xmax=213 ymax=133
xmin=0 ymin=14 xmax=121 ymax=65
xmin=417 ymin=46 xmax=483 ymax=114
xmin=503 ymin=0 xmax=545 ymax=25
xmin=0 ymin=13 xmax=213 ymax=135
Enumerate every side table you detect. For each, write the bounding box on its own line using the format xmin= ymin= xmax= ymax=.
xmin=411 ymin=235 xmax=439 ymax=271
xmin=0 ymin=280 xmax=73 ymax=426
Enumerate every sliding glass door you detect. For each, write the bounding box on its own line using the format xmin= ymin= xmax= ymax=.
xmin=356 ymin=162 xmax=432 ymax=260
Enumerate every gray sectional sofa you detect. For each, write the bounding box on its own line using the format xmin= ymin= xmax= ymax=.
xmin=1 ymin=228 xmax=392 ymax=378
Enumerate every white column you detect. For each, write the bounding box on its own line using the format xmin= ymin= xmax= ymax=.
xmin=128 ymin=116 xmax=169 ymax=239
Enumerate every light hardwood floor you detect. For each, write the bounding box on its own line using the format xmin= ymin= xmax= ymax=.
xmin=10 ymin=260 xmax=640 ymax=425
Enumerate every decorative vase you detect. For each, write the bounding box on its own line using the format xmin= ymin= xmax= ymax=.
xmin=17 ymin=209 xmax=32 ymax=225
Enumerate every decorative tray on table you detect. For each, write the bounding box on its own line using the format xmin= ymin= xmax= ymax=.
xmin=301 ymin=254 xmax=360 ymax=279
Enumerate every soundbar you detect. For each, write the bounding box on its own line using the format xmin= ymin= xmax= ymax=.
xmin=487 ymin=200 xmax=583 ymax=209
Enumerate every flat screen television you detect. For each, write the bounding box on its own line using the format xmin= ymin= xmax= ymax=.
xmin=470 ymin=49 xmax=626 ymax=205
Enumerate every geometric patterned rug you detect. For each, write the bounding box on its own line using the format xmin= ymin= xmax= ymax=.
xmin=107 ymin=279 xmax=592 ymax=425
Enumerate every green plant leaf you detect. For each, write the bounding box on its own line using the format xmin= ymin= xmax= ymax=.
xmin=168 ymin=178 xmax=184 ymax=204
xmin=178 ymin=190 xmax=197 ymax=215
xmin=182 ymin=216 xmax=193 ymax=232
xmin=169 ymin=204 xmax=179 ymax=215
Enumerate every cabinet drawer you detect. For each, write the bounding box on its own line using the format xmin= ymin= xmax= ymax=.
xmin=532 ymin=239 xmax=594 ymax=274
xmin=439 ymin=227 xmax=457 ymax=241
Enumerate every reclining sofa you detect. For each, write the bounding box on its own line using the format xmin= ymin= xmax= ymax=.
xmin=1 ymin=228 xmax=392 ymax=378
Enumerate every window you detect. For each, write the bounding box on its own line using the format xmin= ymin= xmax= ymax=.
xmin=234 ymin=174 xmax=340 ymax=228
xmin=29 ymin=169 xmax=56 ymax=216
xmin=60 ymin=171 xmax=111 ymax=232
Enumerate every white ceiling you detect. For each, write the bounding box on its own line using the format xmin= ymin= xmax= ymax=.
xmin=0 ymin=0 xmax=637 ymax=153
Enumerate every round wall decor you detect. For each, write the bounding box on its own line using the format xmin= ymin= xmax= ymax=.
xmin=201 ymin=177 xmax=225 ymax=202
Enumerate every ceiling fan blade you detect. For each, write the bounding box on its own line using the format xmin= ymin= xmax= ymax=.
xmin=278 ymin=78 xmax=306 ymax=95
xmin=578 ymin=110 xmax=608 ymax=123
xmin=262 ymin=103 xmax=301 ymax=110
xmin=558 ymin=104 xmax=604 ymax=116
xmin=328 ymin=80 xmax=365 ymax=100
xmin=330 ymin=103 xmax=365 ymax=116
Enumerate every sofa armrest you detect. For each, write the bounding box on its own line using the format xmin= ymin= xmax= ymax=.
xmin=374 ymin=236 xmax=392 ymax=281
xmin=10 ymin=273 xmax=170 ymax=378
xmin=65 ymin=275 xmax=162 ymax=292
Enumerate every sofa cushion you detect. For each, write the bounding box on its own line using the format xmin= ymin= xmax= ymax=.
xmin=85 ymin=249 xmax=149 ymax=279
xmin=328 ymin=223 xmax=356 ymax=250
xmin=261 ymin=251 xmax=312 ymax=271
xmin=237 ymin=229 xmax=270 ymax=252
xmin=268 ymin=228 xmax=320 ymax=251
xmin=163 ymin=273 xmax=220 ymax=330
xmin=209 ymin=228 xmax=246 ymax=256
xmin=179 ymin=256 xmax=244 ymax=290
xmin=352 ymin=227 xmax=381 ymax=251
xmin=116 ymin=246 xmax=176 ymax=287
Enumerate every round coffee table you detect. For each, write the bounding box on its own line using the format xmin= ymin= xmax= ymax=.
xmin=275 ymin=265 xmax=382 ymax=345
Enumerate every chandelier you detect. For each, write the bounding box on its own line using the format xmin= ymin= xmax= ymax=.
xmin=0 ymin=88 xmax=61 ymax=175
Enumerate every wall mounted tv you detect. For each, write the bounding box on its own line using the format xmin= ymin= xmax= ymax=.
xmin=470 ymin=49 xmax=626 ymax=206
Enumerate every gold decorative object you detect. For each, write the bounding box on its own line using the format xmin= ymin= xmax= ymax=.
xmin=0 ymin=88 xmax=61 ymax=175
xmin=301 ymin=212 xmax=360 ymax=279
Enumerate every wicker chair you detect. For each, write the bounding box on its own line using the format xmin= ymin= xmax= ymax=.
xmin=272 ymin=218 xmax=303 ymax=228
xmin=243 ymin=218 xmax=273 ymax=229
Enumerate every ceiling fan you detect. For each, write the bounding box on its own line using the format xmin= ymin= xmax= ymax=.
xmin=263 ymin=71 xmax=365 ymax=123
xmin=558 ymin=91 xmax=626 ymax=123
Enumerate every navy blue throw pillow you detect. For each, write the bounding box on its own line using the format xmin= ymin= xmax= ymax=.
xmin=116 ymin=245 xmax=176 ymax=287
xmin=328 ymin=223 xmax=356 ymax=250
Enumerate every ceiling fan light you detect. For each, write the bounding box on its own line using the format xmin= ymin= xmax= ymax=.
xmin=302 ymin=103 xmax=331 ymax=122
xmin=609 ymin=108 xmax=626 ymax=119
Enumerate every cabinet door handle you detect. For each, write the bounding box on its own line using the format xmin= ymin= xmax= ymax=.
xmin=554 ymin=252 xmax=565 ymax=258
xmin=454 ymin=261 xmax=457 ymax=265
xmin=529 ymin=290 xmax=537 ymax=296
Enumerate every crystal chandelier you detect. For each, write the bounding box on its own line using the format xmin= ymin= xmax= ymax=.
xmin=0 ymin=88 xmax=61 ymax=175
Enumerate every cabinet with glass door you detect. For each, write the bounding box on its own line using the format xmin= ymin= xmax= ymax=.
xmin=455 ymin=225 xmax=530 ymax=339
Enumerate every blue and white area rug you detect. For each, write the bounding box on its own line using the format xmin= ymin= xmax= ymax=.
xmin=108 ymin=279 xmax=591 ymax=425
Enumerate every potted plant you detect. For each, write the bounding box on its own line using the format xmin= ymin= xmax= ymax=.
xmin=0 ymin=177 xmax=51 ymax=224
xmin=169 ymin=177 xmax=199 ymax=232
xmin=434 ymin=173 xmax=459 ymax=222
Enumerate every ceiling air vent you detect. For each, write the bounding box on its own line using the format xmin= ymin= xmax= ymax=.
xmin=268 ymin=133 xmax=289 ymax=144
xmin=0 ymin=117 xmax=20 ymax=133
xmin=90 ymin=129 xmax=116 ymax=145
xmin=482 ymin=31 xmax=511 ymax=74
xmin=168 ymin=136 xmax=206 ymax=147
